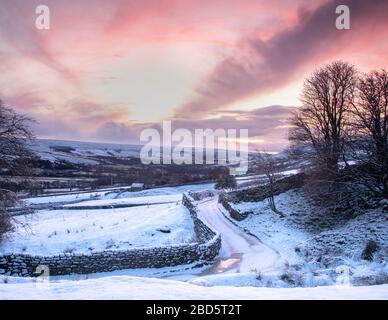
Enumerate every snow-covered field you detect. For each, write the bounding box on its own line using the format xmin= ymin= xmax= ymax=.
xmin=25 ymin=182 xmax=215 ymax=205
xmin=235 ymin=170 xmax=301 ymax=187
xmin=5 ymin=182 xmax=215 ymax=256
xmin=115 ymin=183 xmax=215 ymax=199
xmin=24 ymin=191 xmax=108 ymax=205
xmin=0 ymin=203 xmax=195 ymax=255
xmin=64 ymin=194 xmax=182 ymax=208
xmin=0 ymin=275 xmax=386 ymax=300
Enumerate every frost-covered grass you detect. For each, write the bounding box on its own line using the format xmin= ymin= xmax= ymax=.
xmin=300 ymin=208 xmax=388 ymax=265
xmin=0 ymin=203 xmax=195 ymax=256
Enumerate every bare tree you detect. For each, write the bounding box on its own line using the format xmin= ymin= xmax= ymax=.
xmin=348 ymin=70 xmax=388 ymax=199
xmin=0 ymin=189 xmax=16 ymax=237
xmin=288 ymin=62 xmax=358 ymax=211
xmin=257 ymin=152 xmax=284 ymax=217
xmin=0 ymin=100 xmax=35 ymax=240
xmin=289 ymin=61 xmax=357 ymax=173
xmin=215 ymin=174 xmax=237 ymax=191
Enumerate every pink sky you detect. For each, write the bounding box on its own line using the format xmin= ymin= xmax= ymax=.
xmin=0 ymin=0 xmax=387 ymax=151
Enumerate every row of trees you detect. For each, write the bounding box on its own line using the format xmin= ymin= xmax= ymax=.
xmin=290 ymin=61 xmax=387 ymax=208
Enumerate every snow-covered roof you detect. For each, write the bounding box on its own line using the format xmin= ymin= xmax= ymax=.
xmin=131 ymin=182 xmax=144 ymax=188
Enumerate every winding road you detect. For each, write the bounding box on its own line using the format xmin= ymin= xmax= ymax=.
xmin=197 ymin=196 xmax=279 ymax=275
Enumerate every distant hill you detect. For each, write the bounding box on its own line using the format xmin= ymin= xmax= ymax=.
xmin=30 ymin=139 xmax=303 ymax=171
xmin=29 ymin=139 xmax=142 ymax=165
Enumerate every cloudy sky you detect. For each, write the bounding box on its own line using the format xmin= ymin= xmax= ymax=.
xmin=0 ymin=0 xmax=387 ymax=151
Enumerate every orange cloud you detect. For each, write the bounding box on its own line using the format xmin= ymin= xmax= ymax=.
xmin=175 ymin=0 xmax=388 ymax=118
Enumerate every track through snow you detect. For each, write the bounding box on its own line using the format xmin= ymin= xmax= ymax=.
xmin=197 ymin=197 xmax=280 ymax=275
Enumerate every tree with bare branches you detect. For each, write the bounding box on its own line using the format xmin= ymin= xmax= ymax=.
xmin=0 ymin=100 xmax=35 ymax=240
xmin=215 ymin=174 xmax=237 ymax=191
xmin=348 ymin=70 xmax=388 ymax=199
xmin=289 ymin=62 xmax=358 ymax=210
xmin=257 ymin=152 xmax=284 ymax=217
xmin=289 ymin=61 xmax=357 ymax=173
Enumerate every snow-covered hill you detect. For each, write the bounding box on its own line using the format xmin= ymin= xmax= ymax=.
xmin=29 ymin=139 xmax=142 ymax=165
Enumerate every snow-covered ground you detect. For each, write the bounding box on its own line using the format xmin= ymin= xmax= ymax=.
xmin=24 ymin=190 xmax=109 ymax=205
xmin=29 ymin=139 xmax=141 ymax=165
xmin=25 ymin=182 xmax=215 ymax=205
xmin=226 ymin=190 xmax=312 ymax=265
xmin=64 ymin=194 xmax=182 ymax=208
xmin=7 ymin=183 xmax=215 ymax=257
xmin=0 ymin=275 xmax=386 ymax=300
xmin=1 ymin=182 xmax=387 ymax=299
xmin=235 ymin=169 xmax=301 ymax=187
xmin=0 ymin=203 xmax=195 ymax=255
xmin=301 ymin=208 xmax=388 ymax=264
xmin=197 ymin=198 xmax=280 ymax=275
xmin=222 ymin=189 xmax=388 ymax=287
xmin=115 ymin=183 xmax=215 ymax=199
